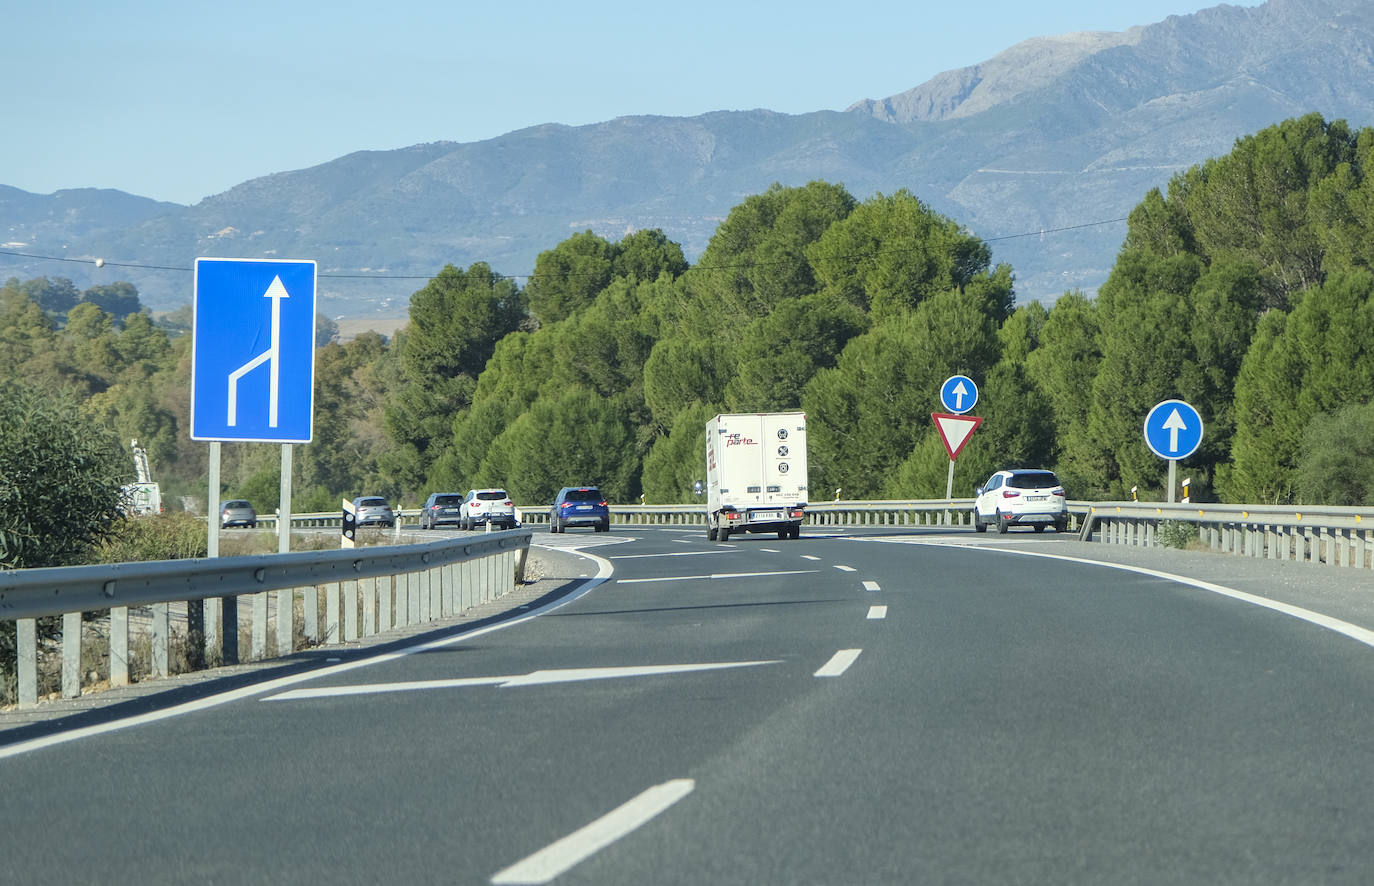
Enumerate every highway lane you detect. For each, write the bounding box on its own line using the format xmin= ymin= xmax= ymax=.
xmin=2 ymin=526 xmax=1372 ymax=884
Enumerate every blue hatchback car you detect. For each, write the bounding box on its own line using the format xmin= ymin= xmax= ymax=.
xmin=550 ymin=486 xmax=610 ymax=533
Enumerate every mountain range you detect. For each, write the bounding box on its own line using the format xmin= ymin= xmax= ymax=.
xmin=4 ymin=0 xmax=1373 ymax=325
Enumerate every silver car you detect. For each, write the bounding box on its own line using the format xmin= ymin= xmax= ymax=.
xmin=352 ymin=496 xmax=396 ymax=528
xmin=219 ymin=500 xmax=257 ymax=529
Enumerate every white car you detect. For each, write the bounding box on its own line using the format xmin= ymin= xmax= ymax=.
xmin=461 ymin=488 xmax=517 ymax=530
xmin=973 ymin=469 xmax=1068 ymax=533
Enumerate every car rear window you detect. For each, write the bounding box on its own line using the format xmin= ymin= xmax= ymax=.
xmin=433 ymin=495 xmax=462 ymax=506
xmin=1008 ymin=472 xmax=1060 ymax=489
xmin=564 ymin=489 xmax=602 ymax=502
xmin=477 ymin=491 xmax=508 ymax=501
xmin=358 ymin=497 xmax=388 ymax=507
xmin=224 ymin=500 xmax=250 ymax=508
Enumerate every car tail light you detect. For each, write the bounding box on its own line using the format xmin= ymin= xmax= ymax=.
xmin=560 ymin=502 xmax=574 ymax=510
xmin=1053 ymin=489 xmax=1065 ymax=497
xmin=598 ymin=500 xmax=607 ymax=507
xmin=504 ymin=500 xmax=513 ymax=506
xmin=1002 ymin=490 xmax=1020 ymax=498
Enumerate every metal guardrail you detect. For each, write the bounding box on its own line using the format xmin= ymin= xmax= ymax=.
xmin=271 ymin=500 xmax=1093 ymax=530
xmin=1 ymin=529 xmax=532 ymax=708
xmin=1080 ymin=501 xmax=1374 ymax=568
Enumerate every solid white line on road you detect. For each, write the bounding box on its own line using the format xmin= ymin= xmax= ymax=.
xmin=834 ymin=564 xmax=857 ymax=572
xmin=609 ymin=549 xmax=738 ymax=559
xmin=911 ymin=541 xmax=1374 ymax=652
xmin=264 ymin=661 xmax=781 ymax=701
xmin=801 ymin=555 xmax=822 ymax=561
xmin=616 ymin=570 xmax=818 ymax=584
xmin=867 ymin=606 xmax=888 ymax=620
xmin=491 ymin=779 xmax=695 ymax=884
xmin=862 ymin=580 xmax=881 ymax=592
xmin=815 ymin=649 xmax=863 ymax=677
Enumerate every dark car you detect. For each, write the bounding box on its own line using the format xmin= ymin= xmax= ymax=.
xmin=549 ymin=486 xmax=610 ymax=533
xmin=420 ymin=492 xmax=464 ymax=529
xmin=352 ymin=496 xmax=396 ymax=528
xmin=219 ymin=500 xmax=257 ymax=529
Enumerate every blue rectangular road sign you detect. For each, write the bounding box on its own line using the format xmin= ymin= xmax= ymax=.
xmin=191 ymin=258 xmax=317 ymax=443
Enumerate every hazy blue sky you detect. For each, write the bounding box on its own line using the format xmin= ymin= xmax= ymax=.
xmin=6 ymin=0 xmax=1261 ymax=205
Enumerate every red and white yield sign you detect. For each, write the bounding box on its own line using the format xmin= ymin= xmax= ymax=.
xmin=932 ymin=412 xmax=983 ymax=460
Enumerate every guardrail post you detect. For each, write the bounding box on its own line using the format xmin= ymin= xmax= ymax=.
xmin=362 ymin=576 xmax=377 ymax=636
xmin=152 ymin=602 xmax=169 ymax=678
xmin=379 ymin=576 xmax=393 ymax=633
xmin=252 ymin=593 xmax=268 ymax=661
xmin=325 ymin=582 xmax=340 ymax=644
xmin=276 ymin=589 xmax=294 ymax=656
xmin=111 ymin=606 xmax=129 ymax=686
xmin=304 ymin=584 xmax=319 ymax=644
xmin=17 ymin=618 xmax=37 ymax=706
xmin=343 ymin=580 xmax=359 ymax=641
xmin=62 ymin=611 xmax=81 ymax=698
xmin=429 ymin=567 xmax=442 ymax=621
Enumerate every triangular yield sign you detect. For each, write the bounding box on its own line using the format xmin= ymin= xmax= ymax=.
xmin=932 ymin=412 xmax=983 ymax=460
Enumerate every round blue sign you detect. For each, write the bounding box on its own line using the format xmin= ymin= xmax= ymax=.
xmin=939 ymin=375 xmax=978 ymax=415
xmin=1143 ymin=399 xmax=1204 ymax=460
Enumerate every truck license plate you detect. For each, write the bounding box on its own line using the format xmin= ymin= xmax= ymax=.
xmin=755 ymin=511 xmax=783 ymax=521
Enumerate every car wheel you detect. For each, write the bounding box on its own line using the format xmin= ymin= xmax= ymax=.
xmin=995 ymin=511 xmax=1008 ymax=534
xmin=973 ymin=510 xmax=987 ymax=533
xmin=1055 ymin=519 xmax=1069 ymax=533
xmin=1034 ymin=524 xmax=1046 ymax=533
xmin=600 ymin=520 xmax=611 ymax=532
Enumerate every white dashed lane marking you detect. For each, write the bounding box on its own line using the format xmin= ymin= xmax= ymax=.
xmin=815 ymin=649 xmax=863 ymax=677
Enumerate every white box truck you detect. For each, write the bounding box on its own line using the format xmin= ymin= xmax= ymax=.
xmin=706 ymin=412 xmax=808 ymax=541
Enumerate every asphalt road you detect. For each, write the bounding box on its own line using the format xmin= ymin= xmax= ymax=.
xmin=2 ymin=526 xmax=1373 ymax=885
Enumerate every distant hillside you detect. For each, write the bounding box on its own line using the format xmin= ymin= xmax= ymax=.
xmin=4 ymin=0 xmax=1373 ymax=322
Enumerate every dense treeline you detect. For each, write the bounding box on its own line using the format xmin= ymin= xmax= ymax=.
xmin=5 ymin=113 xmax=1374 ymax=513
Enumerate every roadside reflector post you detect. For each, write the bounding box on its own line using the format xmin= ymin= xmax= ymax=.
xmin=342 ymin=497 xmax=357 ymax=549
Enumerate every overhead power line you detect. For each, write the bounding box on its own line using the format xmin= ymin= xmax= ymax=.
xmin=0 ymin=216 xmax=1129 ymax=284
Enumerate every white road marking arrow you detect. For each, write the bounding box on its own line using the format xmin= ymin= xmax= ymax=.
xmin=1163 ymin=407 xmax=1188 ymax=453
xmin=262 ymin=660 xmax=781 ymax=701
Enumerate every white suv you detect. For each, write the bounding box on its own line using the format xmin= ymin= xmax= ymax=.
xmin=461 ymin=488 xmax=517 ymax=530
xmin=973 ymin=469 xmax=1068 ymax=533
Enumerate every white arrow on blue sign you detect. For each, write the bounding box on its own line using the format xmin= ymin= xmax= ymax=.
xmin=1143 ymin=399 xmax=1203 ymax=460
xmin=939 ymin=375 xmax=979 ymax=415
xmin=191 ymin=258 xmax=317 ymax=443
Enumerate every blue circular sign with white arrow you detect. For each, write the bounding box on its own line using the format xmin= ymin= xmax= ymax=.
xmin=939 ymin=375 xmax=979 ymax=415
xmin=1143 ymin=399 xmax=1204 ymax=460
